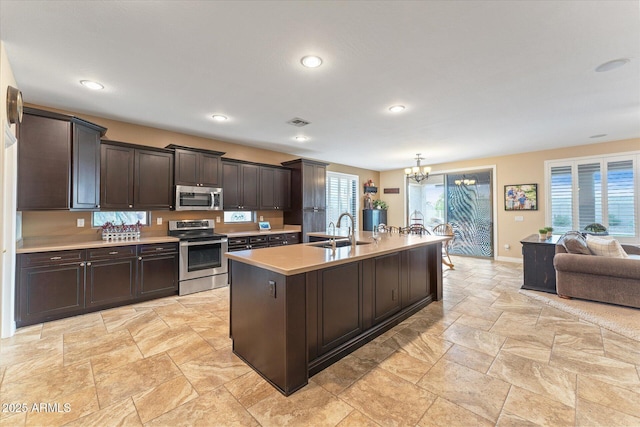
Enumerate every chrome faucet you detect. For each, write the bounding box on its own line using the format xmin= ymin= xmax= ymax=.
xmin=328 ymin=221 xmax=337 ymax=254
xmin=336 ymin=212 xmax=356 ymax=247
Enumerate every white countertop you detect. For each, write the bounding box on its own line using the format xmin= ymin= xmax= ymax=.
xmin=226 ymin=231 xmax=449 ymax=276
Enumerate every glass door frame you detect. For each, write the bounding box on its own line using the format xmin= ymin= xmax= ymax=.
xmin=404 ymin=164 xmax=498 ymax=259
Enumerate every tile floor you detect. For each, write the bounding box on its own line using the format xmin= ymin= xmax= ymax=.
xmin=1 ymin=257 xmax=640 ymax=426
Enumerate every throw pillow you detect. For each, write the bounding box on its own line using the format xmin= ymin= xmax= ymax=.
xmin=585 ymin=234 xmax=629 ymax=258
xmin=558 ymin=232 xmax=591 ymax=255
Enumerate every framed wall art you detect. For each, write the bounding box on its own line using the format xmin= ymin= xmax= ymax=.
xmin=504 ymin=184 xmax=537 ymax=210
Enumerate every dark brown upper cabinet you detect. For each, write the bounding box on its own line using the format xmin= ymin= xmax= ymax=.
xmin=282 ymin=159 xmax=329 ymax=242
xmin=259 ymin=166 xmax=291 ymax=210
xmin=17 ymin=107 xmax=107 ymax=211
xmin=167 ymin=145 xmax=224 ymax=187
xmin=222 ymin=160 xmax=260 ymax=210
xmin=101 ymin=141 xmax=174 ymax=210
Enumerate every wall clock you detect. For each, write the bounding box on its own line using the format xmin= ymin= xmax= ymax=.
xmin=6 ymin=85 xmax=23 ymax=124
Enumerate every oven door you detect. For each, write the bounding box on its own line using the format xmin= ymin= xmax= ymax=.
xmin=179 ymin=238 xmax=228 ymax=281
xmin=175 ymin=185 xmax=223 ymax=211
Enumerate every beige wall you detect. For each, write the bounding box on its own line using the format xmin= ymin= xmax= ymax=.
xmin=20 ymin=104 xmax=381 ymax=238
xmin=381 ymin=138 xmax=640 ymax=260
xmin=1 ymin=41 xmax=19 ymax=337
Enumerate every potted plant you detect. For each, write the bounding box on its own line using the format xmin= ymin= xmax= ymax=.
xmin=545 ymin=226 xmax=553 ymax=238
xmin=538 ymin=228 xmax=548 ymax=240
xmin=372 ymin=199 xmax=388 ymax=210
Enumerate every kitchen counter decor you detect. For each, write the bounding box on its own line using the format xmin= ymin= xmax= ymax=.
xmin=100 ymin=221 xmax=143 ymax=241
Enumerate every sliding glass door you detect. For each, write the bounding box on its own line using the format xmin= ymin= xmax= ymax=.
xmin=407 ymin=170 xmax=493 ymax=258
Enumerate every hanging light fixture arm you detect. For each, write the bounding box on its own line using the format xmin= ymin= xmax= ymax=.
xmin=405 ymin=153 xmax=432 ymax=183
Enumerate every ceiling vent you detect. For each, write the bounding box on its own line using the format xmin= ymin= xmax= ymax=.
xmin=287 ymin=117 xmax=311 ymax=127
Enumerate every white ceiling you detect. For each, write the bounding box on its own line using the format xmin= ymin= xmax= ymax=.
xmin=1 ymin=0 xmax=638 ymax=171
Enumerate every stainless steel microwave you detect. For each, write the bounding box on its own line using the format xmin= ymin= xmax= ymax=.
xmin=175 ymin=185 xmax=223 ymax=211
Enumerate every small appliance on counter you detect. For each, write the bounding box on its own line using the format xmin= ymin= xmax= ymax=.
xmin=169 ymin=219 xmax=228 ymax=295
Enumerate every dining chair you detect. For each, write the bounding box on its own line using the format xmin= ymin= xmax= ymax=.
xmin=432 ymin=223 xmax=455 ymax=269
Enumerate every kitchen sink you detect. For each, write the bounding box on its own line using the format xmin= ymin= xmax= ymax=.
xmin=309 ymin=239 xmax=372 ymax=249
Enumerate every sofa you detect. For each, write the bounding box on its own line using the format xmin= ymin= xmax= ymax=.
xmin=554 ymin=235 xmax=640 ymax=309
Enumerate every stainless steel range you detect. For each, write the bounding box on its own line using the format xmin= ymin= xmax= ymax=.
xmin=169 ymin=219 xmax=228 ymax=295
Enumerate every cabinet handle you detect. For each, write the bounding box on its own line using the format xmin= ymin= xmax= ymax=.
xmin=155 ymin=247 xmax=164 ymax=251
xmin=86 ymin=262 xmax=92 ymax=266
xmin=80 ymin=262 xmax=85 ymax=267
xmin=139 ymin=257 xmax=143 ymax=260
xmin=96 ymin=204 xmax=100 ymax=208
xmin=109 ymin=251 xmax=119 ymax=255
xmin=50 ymin=256 xmax=62 ymax=260
xmin=129 ymin=205 xmax=133 ymax=208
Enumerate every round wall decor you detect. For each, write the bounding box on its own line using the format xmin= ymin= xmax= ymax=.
xmin=6 ymin=85 xmax=23 ymax=124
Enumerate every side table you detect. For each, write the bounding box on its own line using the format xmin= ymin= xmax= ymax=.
xmin=520 ymin=234 xmax=562 ymax=294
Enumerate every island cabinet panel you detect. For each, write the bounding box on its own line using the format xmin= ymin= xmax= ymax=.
xmin=230 ymin=261 xmax=307 ymax=395
xmin=371 ymin=252 xmax=402 ymax=324
xmin=402 ymin=246 xmax=430 ymax=306
xmin=315 ymin=263 xmax=362 ymax=356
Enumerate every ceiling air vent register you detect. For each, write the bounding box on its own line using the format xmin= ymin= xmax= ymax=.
xmin=287 ymin=117 xmax=311 ymax=127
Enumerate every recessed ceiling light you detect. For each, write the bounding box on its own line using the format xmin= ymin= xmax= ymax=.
xmin=301 ymin=55 xmax=323 ymax=68
xmin=80 ymin=80 xmax=104 ymax=90
xmin=211 ymin=114 xmax=228 ymax=122
xmin=595 ymin=58 xmax=630 ymax=72
xmin=589 ymin=134 xmax=607 ymax=139
xmin=295 ymin=136 xmax=308 ymax=142
xmin=388 ymin=105 xmax=405 ymax=113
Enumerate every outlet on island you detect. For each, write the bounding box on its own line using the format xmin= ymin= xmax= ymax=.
xmin=76 ymin=218 xmax=85 ymax=227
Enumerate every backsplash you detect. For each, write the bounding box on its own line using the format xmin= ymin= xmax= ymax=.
xmin=20 ymin=210 xmax=285 ymax=239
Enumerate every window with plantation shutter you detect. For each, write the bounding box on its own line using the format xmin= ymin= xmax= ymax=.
xmin=607 ymin=160 xmax=635 ymax=237
xmin=550 ymin=165 xmax=573 ymax=233
xmin=577 ymin=162 xmax=602 ymax=230
xmin=326 ymin=172 xmax=358 ymax=231
xmin=546 ymin=153 xmax=638 ymax=241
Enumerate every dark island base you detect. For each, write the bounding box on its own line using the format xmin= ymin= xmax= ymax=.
xmin=230 ymin=243 xmax=442 ymax=396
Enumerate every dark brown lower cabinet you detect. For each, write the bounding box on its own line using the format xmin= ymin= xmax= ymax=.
xmin=86 ymin=258 xmax=136 ymax=309
xmin=18 ymin=262 xmax=85 ymax=327
xmin=138 ymin=251 xmax=178 ymax=297
xmin=16 ymin=242 xmax=179 ymax=327
xmin=229 ymin=241 xmax=444 ymax=396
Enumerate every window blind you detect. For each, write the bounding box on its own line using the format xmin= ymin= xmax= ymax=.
xmin=607 ymin=160 xmax=635 ymax=236
xmin=550 ymin=165 xmax=573 ymax=233
xmin=577 ymin=163 xmax=602 ymax=230
xmin=326 ymin=172 xmax=358 ymax=230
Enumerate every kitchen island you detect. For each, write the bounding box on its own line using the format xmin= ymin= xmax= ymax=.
xmin=226 ymin=231 xmax=448 ymax=395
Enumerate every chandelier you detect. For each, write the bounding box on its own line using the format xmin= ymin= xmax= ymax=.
xmin=404 ymin=154 xmax=431 ymax=183
xmin=454 ymin=175 xmax=476 ymax=186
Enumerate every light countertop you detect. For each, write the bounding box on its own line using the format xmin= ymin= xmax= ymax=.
xmin=17 ymin=234 xmax=179 ymax=254
xmin=226 ymin=231 xmax=449 ymax=276
xmin=225 ymin=226 xmax=301 ymax=238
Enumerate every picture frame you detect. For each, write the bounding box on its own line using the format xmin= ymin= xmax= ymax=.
xmin=504 ymin=184 xmax=537 ymax=211
xmin=258 ymin=221 xmax=271 ymax=231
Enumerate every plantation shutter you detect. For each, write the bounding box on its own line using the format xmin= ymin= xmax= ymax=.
xmin=607 ymin=160 xmax=635 ymax=237
xmin=577 ymin=163 xmax=602 ymax=230
xmin=550 ymin=165 xmax=573 ymax=233
xmin=326 ymin=172 xmax=358 ymax=230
